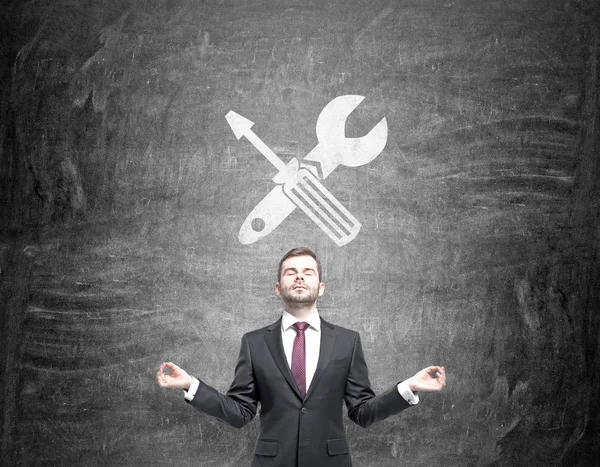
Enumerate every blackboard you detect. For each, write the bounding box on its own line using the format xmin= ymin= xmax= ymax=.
xmin=0 ymin=0 xmax=599 ymax=465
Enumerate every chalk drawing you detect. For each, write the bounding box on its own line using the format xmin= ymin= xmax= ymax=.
xmin=226 ymin=95 xmax=388 ymax=246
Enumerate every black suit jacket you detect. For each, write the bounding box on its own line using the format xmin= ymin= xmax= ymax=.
xmin=187 ymin=317 xmax=411 ymax=467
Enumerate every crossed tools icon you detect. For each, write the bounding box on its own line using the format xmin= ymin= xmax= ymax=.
xmin=226 ymin=95 xmax=388 ymax=247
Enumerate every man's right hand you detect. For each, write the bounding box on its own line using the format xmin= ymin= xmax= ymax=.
xmin=156 ymin=362 xmax=193 ymax=390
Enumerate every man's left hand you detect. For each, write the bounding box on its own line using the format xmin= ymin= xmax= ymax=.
xmin=406 ymin=366 xmax=446 ymax=392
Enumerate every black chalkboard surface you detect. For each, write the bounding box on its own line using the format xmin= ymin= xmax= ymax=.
xmin=0 ymin=0 xmax=598 ymax=465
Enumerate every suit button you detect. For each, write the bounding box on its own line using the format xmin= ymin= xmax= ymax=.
xmin=301 ymin=407 xmax=307 ymax=413
xmin=300 ymin=438 xmax=310 ymax=447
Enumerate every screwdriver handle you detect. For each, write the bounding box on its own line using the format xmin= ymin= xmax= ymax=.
xmin=282 ymin=168 xmax=361 ymax=246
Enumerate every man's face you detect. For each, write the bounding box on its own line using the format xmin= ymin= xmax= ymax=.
xmin=276 ymin=255 xmax=324 ymax=304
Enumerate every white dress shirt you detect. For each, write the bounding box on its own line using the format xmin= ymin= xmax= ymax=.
xmin=184 ymin=310 xmax=419 ymax=405
xmin=281 ymin=310 xmax=321 ymax=391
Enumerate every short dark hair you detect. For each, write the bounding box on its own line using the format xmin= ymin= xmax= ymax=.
xmin=277 ymin=247 xmax=322 ymax=282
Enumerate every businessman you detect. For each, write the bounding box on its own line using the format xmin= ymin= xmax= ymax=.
xmin=157 ymin=247 xmax=446 ymax=467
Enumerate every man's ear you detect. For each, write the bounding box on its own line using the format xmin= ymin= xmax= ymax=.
xmin=275 ymin=282 xmax=281 ymax=296
xmin=318 ymin=282 xmax=325 ymax=297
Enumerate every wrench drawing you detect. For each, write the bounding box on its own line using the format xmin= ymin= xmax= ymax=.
xmin=232 ymin=95 xmax=388 ymax=245
xmin=226 ymin=109 xmax=363 ymax=246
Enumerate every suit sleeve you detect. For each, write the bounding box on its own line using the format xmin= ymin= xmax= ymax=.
xmin=344 ymin=332 xmax=411 ymax=428
xmin=187 ymin=334 xmax=257 ymax=428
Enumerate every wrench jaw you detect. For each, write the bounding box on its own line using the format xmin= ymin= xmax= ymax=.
xmin=335 ymin=116 xmax=388 ymax=168
xmin=315 ymin=95 xmax=366 ymax=143
xmin=306 ymin=94 xmax=389 ymax=178
xmin=303 ymin=115 xmax=387 ymax=179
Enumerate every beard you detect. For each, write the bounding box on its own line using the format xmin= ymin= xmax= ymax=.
xmin=279 ymin=284 xmax=320 ymax=304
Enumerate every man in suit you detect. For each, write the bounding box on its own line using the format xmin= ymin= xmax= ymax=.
xmin=157 ymin=247 xmax=446 ymax=466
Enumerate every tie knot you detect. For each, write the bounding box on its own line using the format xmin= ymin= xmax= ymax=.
xmin=293 ymin=322 xmax=309 ymax=333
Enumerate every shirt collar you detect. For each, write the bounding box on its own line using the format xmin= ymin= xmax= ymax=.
xmin=282 ymin=309 xmax=321 ymax=332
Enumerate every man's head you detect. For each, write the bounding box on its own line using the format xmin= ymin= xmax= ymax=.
xmin=276 ymin=247 xmax=324 ymax=305
xmin=277 ymin=247 xmax=322 ymax=282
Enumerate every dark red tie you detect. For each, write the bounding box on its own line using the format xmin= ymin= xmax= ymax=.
xmin=291 ymin=322 xmax=310 ymax=397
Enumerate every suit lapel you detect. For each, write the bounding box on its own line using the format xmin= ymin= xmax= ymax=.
xmin=304 ymin=318 xmax=336 ymax=401
xmin=264 ymin=318 xmax=302 ymax=398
